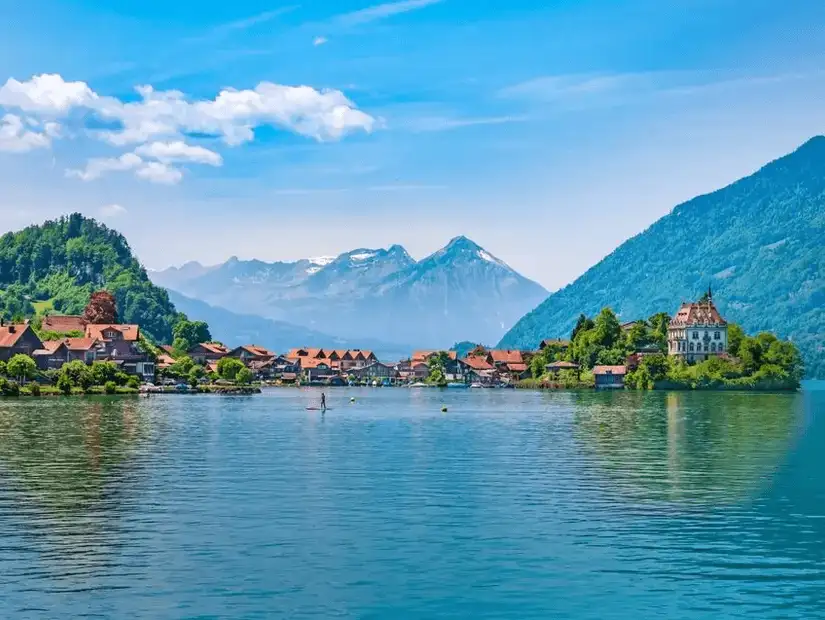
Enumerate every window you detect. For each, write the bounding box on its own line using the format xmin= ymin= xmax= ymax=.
xmin=710 ymin=343 xmax=716 ymax=352
xmin=689 ymin=342 xmax=695 ymax=352
xmin=714 ymin=331 xmax=720 ymax=340
xmin=693 ymin=331 xmax=699 ymax=340
xmin=718 ymin=343 xmax=724 ymax=352
xmin=704 ymin=343 xmax=709 ymax=352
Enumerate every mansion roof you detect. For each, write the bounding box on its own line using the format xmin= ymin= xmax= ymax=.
xmin=670 ymin=299 xmax=727 ymax=327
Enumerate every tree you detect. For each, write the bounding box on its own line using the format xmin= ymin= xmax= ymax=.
xmin=217 ymin=357 xmax=245 ymax=381
xmin=168 ymin=355 xmax=195 ymax=379
xmin=83 ymin=290 xmax=118 ymax=324
xmin=104 ymin=381 xmax=117 ymax=394
xmin=7 ymin=354 xmax=36 ymax=382
xmin=59 ymin=360 xmax=93 ymax=389
xmin=188 ymin=365 xmax=205 ymax=387
xmin=593 ymin=307 xmax=622 ymax=348
xmin=126 ymin=375 xmax=140 ymax=389
xmin=172 ymin=320 xmax=211 ymax=352
xmin=624 ymin=321 xmax=649 ymax=351
xmin=90 ymin=361 xmax=119 ymax=386
xmin=236 ymin=367 xmax=253 ymax=385
xmin=727 ymin=324 xmax=746 ymax=357
xmin=57 ymin=374 xmax=73 ymax=395
xmin=571 ymin=313 xmax=594 ymax=342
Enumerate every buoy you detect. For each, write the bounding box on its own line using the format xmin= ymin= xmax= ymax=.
xmin=350 ymin=397 xmax=356 ymax=403
xmin=441 ymin=406 xmax=448 ymax=412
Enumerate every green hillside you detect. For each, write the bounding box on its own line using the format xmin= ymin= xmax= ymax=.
xmin=500 ymin=136 xmax=825 ymax=378
xmin=0 ymin=213 xmax=183 ymax=343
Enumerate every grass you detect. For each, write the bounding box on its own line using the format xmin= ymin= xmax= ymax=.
xmin=31 ymin=298 xmax=56 ymax=315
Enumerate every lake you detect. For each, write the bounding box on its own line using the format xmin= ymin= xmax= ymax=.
xmin=1 ymin=387 xmax=824 ymax=619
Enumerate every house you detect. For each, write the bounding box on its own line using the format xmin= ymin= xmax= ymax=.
xmin=443 ymin=358 xmax=473 ymax=382
xmin=350 ymin=350 xmax=377 ymax=368
xmin=287 ymin=348 xmax=326 ymax=361
xmin=156 ymin=352 xmax=176 ymax=371
xmin=412 ymin=350 xmax=457 ymax=364
xmin=626 ymin=345 xmax=664 ymax=370
xmin=593 ymin=365 xmax=627 ymax=389
xmin=188 ymin=342 xmax=229 ymax=365
xmin=667 ymin=288 xmax=728 ymax=363
xmin=227 ymin=345 xmax=276 ymax=365
xmin=301 ymin=358 xmax=334 ymax=383
xmin=350 ymin=362 xmax=398 ymax=382
xmin=33 ymin=340 xmax=70 ymax=370
xmin=545 ymin=360 xmax=580 ymax=375
xmin=86 ymin=324 xmax=154 ymax=379
xmin=462 ymin=355 xmax=498 ymax=384
xmin=487 ymin=350 xmax=528 ymax=380
xmin=41 ymin=314 xmax=87 ymax=334
xmin=0 ymin=323 xmax=44 ymax=361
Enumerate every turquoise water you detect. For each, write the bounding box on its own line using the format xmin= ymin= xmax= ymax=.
xmin=0 ymin=387 xmax=823 ymax=619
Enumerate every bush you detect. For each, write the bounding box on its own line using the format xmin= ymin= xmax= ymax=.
xmin=104 ymin=381 xmax=118 ymax=395
xmin=57 ymin=374 xmax=73 ymax=395
xmin=29 ymin=382 xmax=41 ymax=396
xmin=2 ymin=380 xmax=20 ymax=397
xmin=126 ymin=376 xmax=140 ymax=389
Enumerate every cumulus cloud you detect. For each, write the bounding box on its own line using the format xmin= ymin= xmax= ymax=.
xmin=66 ymin=153 xmax=144 ymax=181
xmin=0 ymin=113 xmax=53 ymax=152
xmin=100 ymin=204 xmax=127 ymax=218
xmin=0 ymin=73 xmax=377 ymax=183
xmin=135 ymin=140 xmax=223 ymax=166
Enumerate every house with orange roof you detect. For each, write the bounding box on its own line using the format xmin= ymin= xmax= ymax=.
xmin=227 ymin=344 xmax=276 ymax=365
xmin=85 ymin=324 xmax=155 ymax=379
xmin=593 ymin=365 xmax=627 ymax=389
xmin=301 ymin=357 xmax=335 ymax=382
xmin=41 ymin=314 xmax=87 ymax=334
xmin=667 ymin=289 xmax=729 ymax=363
xmin=0 ymin=322 xmax=43 ymax=361
xmin=188 ymin=342 xmax=229 ymax=365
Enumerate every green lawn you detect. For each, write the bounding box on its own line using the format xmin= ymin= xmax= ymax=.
xmin=31 ymin=299 xmax=55 ymax=315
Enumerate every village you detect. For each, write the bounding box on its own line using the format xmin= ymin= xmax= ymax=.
xmin=0 ymin=289 xmax=744 ymax=392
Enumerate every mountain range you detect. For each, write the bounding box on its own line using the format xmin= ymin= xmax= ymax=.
xmin=151 ymin=236 xmax=548 ymax=348
xmin=500 ymin=136 xmax=825 ymax=378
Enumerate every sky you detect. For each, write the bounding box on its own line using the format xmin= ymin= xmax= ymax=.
xmin=1 ymin=0 xmax=824 ymax=290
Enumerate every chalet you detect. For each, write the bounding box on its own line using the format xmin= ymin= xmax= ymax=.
xmin=443 ymin=358 xmax=472 ymax=382
xmin=395 ymin=359 xmax=429 ymax=382
xmin=0 ymin=323 xmax=43 ymax=361
xmin=33 ymin=341 xmax=70 ymax=370
xmin=86 ymin=324 xmax=154 ymax=379
xmin=287 ymin=348 xmax=326 ymax=361
xmin=41 ymin=314 xmax=87 ymax=334
xmin=350 ymin=350 xmax=377 ymax=368
xmin=486 ymin=350 xmax=529 ymax=379
xmin=667 ymin=289 xmax=728 ymax=363
xmin=462 ymin=355 xmax=498 ymax=384
xmin=301 ymin=358 xmax=334 ymax=383
xmin=250 ymin=355 xmax=299 ymax=380
xmin=156 ymin=352 xmax=176 ymax=371
xmin=188 ymin=342 xmax=229 ymax=366
xmin=350 ymin=362 xmax=398 ymax=381
xmin=228 ymin=345 xmax=276 ymax=365
xmin=545 ymin=360 xmax=580 ymax=375
xmin=593 ymin=365 xmax=627 ymax=389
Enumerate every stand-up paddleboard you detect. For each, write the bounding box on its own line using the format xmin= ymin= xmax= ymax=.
xmin=305 ymin=407 xmax=332 ymax=411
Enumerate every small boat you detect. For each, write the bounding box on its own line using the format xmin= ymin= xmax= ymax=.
xmin=470 ymin=383 xmax=484 ymax=389
xmin=447 ymin=382 xmax=468 ymax=389
xmin=408 ymin=382 xmax=428 ymax=388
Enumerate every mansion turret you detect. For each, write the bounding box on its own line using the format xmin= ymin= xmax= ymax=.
xmin=667 ymin=289 xmax=728 ymax=363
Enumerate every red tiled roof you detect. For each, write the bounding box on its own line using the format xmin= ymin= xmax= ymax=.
xmin=42 ymin=315 xmax=86 ymax=333
xmin=199 ymin=342 xmax=229 ymax=355
xmin=238 ymin=344 xmax=275 ymax=358
xmin=157 ymin=353 xmax=176 ymax=367
xmin=506 ymin=363 xmax=528 ymax=372
xmin=160 ymin=344 xmax=176 ymax=355
xmin=489 ymin=350 xmax=524 ymax=364
xmin=670 ymin=299 xmax=726 ymax=327
xmin=412 ymin=350 xmax=457 ymax=362
xmin=38 ymin=340 xmax=67 ymax=354
xmin=64 ymin=338 xmax=98 ymax=351
xmin=546 ymin=361 xmax=580 ymax=370
xmin=302 ymin=358 xmax=331 ymax=369
xmin=85 ymin=324 xmax=140 ymax=342
xmin=287 ymin=348 xmax=324 ymax=359
xmin=463 ymin=355 xmax=494 ymax=371
xmin=593 ymin=365 xmax=627 ymax=376
xmin=0 ymin=324 xmax=31 ymax=348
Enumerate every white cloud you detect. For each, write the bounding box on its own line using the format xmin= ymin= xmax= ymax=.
xmin=135 ymin=140 xmax=223 ymax=166
xmin=313 ymin=36 xmax=329 ymax=46
xmin=337 ymin=0 xmax=443 ymax=27
xmin=100 ymin=203 xmax=127 ymax=218
xmin=66 ymin=153 xmax=143 ymax=181
xmin=0 ymin=73 xmax=377 ymax=184
xmin=0 ymin=74 xmax=97 ymax=113
xmin=134 ymin=162 xmax=183 ymax=185
xmin=0 ymin=113 xmax=53 ymax=152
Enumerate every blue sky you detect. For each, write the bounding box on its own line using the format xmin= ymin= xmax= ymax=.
xmin=1 ymin=0 xmax=824 ymax=289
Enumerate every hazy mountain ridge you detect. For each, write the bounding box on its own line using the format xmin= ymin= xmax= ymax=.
xmin=152 ymin=236 xmax=548 ymax=347
xmin=499 ymin=136 xmax=825 ymax=378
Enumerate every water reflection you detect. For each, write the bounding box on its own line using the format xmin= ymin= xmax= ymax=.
xmin=572 ymin=390 xmax=802 ymax=506
xmin=0 ymin=398 xmax=153 ymax=583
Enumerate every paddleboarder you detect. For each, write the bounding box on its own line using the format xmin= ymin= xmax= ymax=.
xmin=321 ymin=392 xmax=327 ymax=412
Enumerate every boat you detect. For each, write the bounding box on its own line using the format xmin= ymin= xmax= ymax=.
xmin=447 ymin=382 xmax=468 ymax=389
xmin=470 ymin=383 xmax=484 ymax=389
xmin=408 ymin=382 xmax=428 ymax=388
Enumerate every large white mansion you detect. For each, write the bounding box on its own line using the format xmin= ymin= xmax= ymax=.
xmin=667 ymin=289 xmax=728 ymax=363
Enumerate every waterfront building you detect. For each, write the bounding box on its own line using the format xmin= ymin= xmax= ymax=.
xmin=0 ymin=322 xmax=43 ymax=361
xmin=188 ymin=342 xmax=229 ymax=366
xmin=593 ymin=365 xmax=627 ymax=389
xmin=667 ymin=289 xmax=728 ymax=363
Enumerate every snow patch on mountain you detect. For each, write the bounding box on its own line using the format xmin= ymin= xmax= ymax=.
xmin=350 ymin=252 xmax=376 ymax=262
